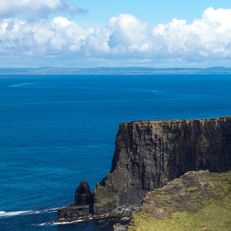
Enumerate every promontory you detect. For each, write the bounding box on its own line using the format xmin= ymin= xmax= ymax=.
xmin=57 ymin=116 xmax=231 ymax=224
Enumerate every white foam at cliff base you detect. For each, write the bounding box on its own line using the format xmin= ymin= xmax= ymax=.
xmin=0 ymin=210 xmax=33 ymax=217
xmin=36 ymin=219 xmax=84 ymax=226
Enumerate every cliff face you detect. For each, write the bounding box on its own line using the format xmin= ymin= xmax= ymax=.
xmin=93 ymin=117 xmax=231 ymax=215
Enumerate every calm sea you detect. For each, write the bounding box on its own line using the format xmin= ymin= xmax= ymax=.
xmin=0 ymin=74 xmax=231 ymax=231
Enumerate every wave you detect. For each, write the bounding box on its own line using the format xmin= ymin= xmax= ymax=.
xmin=37 ymin=219 xmax=85 ymax=227
xmin=122 ymin=88 xmax=163 ymax=94
xmin=0 ymin=208 xmax=58 ymax=218
xmin=0 ymin=210 xmax=33 ymax=217
xmin=9 ymin=82 xmax=34 ymax=88
xmin=150 ymin=89 xmax=162 ymax=94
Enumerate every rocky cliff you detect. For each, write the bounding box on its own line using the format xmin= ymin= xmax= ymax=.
xmin=57 ymin=116 xmax=231 ymax=221
xmin=93 ymin=116 xmax=231 ymax=215
xmin=128 ymin=171 xmax=231 ymax=231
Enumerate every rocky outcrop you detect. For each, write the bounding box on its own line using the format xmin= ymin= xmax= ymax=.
xmin=57 ymin=116 xmax=231 ymax=221
xmin=75 ymin=182 xmax=93 ymax=208
xmin=128 ymin=171 xmax=231 ymax=231
xmin=57 ymin=182 xmax=93 ymax=221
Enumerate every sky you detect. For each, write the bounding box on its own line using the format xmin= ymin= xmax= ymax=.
xmin=1 ymin=0 xmax=231 ymax=68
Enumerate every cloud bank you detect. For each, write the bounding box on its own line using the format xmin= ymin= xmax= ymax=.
xmin=0 ymin=0 xmax=86 ymax=18
xmin=0 ymin=7 xmax=231 ymax=66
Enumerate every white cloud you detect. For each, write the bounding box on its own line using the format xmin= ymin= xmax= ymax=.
xmin=0 ymin=17 xmax=97 ymax=56
xmin=0 ymin=0 xmax=85 ymax=18
xmin=152 ymin=7 xmax=231 ymax=59
xmin=108 ymin=14 xmax=152 ymax=52
xmin=1 ymin=7 xmax=231 ymax=66
xmin=52 ymin=16 xmax=72 ymax=27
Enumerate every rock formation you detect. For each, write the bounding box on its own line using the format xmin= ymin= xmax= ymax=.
xmin=128 ymin=171 xmax=231 ymax=231
xmin=57 ymin=116 xmax=231 ymax=221
xmin=57 ymin=182 xmax=93 ymax=222
xmin=75 ymin=182 xmax=93 ymax=208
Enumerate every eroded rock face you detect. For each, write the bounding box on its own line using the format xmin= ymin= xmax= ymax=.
xmin=57 ymin=182 xmax=93 ymax=222
xmin=93 ymin=117 xmax=231 ymax=215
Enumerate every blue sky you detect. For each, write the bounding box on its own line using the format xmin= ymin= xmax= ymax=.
xmin=1 ymin=0 xmax=231 ymax=68
xmin=70 ymin=0 xmax=231 ymax=25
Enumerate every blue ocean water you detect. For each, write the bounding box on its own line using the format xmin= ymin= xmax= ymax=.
xmin=0 ymin=74 xmax=231 ymax=231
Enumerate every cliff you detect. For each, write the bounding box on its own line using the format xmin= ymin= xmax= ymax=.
xmin=57 ymin=116 xmax=231 ymax=221
xmin=93 ymin=116 xmax=231 ymax=215
xmin=128 ymin=171 xmax=231 ymax=231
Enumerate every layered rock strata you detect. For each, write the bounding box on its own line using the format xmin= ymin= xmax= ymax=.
xmin=58 ymin=116 xmax=231 ymax=221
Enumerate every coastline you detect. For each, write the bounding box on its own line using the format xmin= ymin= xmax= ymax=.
xmin=57 ymin=116 xmax=231 ymax=227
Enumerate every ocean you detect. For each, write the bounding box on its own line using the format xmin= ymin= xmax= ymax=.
xmin=0 ymin=74 xmax=231 ymax=231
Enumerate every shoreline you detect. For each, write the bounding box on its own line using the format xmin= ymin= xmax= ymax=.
xmin=57 ymin=116 xmax=231 ymax=226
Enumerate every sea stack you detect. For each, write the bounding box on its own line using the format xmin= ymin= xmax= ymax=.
xmin=57 ymin=182 xmax=93 ymax=221
xmin=57 ymin=116 xmax=231 ymax=222
xmin=75 ymin=182 xmax=93 ymax=208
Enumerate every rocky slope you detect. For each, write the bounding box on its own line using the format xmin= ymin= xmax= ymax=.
xmin=128 ymin=171 xmax=231 ymax=231
xmin=57 ymin=116 xmax=231 ymax=221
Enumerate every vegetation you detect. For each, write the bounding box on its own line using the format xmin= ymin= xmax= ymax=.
xmin=128 ymin=171 xmax=231 ymax=231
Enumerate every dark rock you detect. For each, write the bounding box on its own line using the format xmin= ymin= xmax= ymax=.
xmin=93 ymin=116 xmax=231 ymax=215
xmin=57 ymin=205 xmax=90 ymax=222
xmin=57 ymin=182 xmax=93 ymax=222
xmin=75 ymin=182 xmax=93 ymax=207
xmin=58 ymin=116 xmax=231 ymax=222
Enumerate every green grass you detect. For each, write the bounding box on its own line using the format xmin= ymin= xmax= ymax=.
xmin=128 ymin=171 xmax=231 ymax=231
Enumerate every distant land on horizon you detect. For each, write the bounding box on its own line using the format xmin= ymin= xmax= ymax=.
xmin=1 ymin=67 xmax=231 ymax=76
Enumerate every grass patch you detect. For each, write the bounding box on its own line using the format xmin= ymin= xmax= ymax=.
xmin=128 ymin=171 xmax=231 ymax=231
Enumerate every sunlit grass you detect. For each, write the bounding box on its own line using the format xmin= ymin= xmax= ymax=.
xmin=128 ymin=171 xmax=231 ymax=231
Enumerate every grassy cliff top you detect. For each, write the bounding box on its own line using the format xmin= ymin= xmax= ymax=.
xmin=128 ymin=171 xmax=231 ymax=231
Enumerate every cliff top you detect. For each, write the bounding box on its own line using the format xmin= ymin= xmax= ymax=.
xmin=120 ymin=116 xmax=231 ymax=127
xmin=128 ymin=171 xmax=231 ymax=231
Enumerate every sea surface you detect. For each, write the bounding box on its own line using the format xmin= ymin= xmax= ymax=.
xmin=0 ymin=74 xmax=231 ymax=231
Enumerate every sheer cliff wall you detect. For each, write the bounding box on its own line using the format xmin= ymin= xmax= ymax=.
xmin=93 ymin=117 xmax=231 ymax=215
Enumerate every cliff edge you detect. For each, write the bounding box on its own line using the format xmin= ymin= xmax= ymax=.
xmin=58 ymin=116 xmax=231 ymax=221
xmin=94 ymin=116 xmax=231 ymax=215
